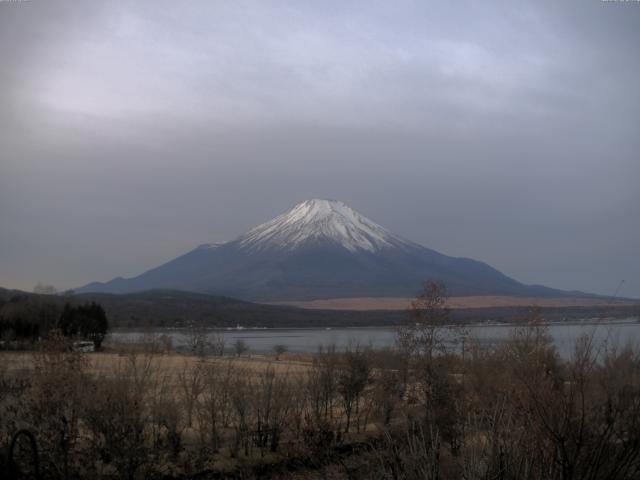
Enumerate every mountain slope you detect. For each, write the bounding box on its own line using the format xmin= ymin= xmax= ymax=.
xmin=78 ymin=199 xmax=586 ymax=301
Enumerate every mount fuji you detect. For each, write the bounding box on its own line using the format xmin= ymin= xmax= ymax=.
xmin=78 ymin=199 xmax=579 ymax=301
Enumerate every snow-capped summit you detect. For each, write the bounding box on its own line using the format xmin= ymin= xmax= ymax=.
xmin=237 ymin=199 xmax=411 ymax=252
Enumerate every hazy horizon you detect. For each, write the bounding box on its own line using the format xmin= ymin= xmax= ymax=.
xmin=1 ymin=1 xmax=639 ymax=297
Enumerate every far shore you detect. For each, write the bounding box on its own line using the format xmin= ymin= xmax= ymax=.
xmin=269 ymin=295 xmax=639 ymax=311
xmin=110 ymin=316 xmax=639 ymax=333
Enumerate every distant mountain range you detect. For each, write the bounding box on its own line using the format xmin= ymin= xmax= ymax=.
xmin=78 ymin=199 xmax=592 ymax=301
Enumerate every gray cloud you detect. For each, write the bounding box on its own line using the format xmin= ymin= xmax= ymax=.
xmin=1 ymin=0 xmax=639 ymax=297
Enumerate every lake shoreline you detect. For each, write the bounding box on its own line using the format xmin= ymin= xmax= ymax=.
xmin=111 ymin=316 xmax=640 ymax=334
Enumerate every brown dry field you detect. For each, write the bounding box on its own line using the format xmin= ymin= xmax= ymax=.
xmin=270 ymin=295 xmax=636 ymax=311
xmin=0 ymin=351 xmax=314 ymax=379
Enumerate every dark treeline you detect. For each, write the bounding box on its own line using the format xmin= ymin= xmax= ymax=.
xmin=80 ymin=290 xmax=640 ymax=328
xmin=1 ymin=287 xmax=638 ymax=331
xmin=1 ymin=282 xmax=640 ymax=479
xmin=0 ymin=294 xmax=109 ymax=349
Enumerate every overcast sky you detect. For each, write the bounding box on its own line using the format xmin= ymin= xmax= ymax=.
xmin=1 ymin=0 xmax=638 ymax=298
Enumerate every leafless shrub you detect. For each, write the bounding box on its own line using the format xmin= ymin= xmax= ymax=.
xmin=157 ymin=334 xmax=173 ymax=353
xmin=196 ymin=359 xmax=236 ymax=453
xmin=186 ymin=323 xmax=208 ymax=355
xmin=26 ymin=330 xmax=88 ymax=478
xmin=210 ymin=331 xmax=225 ymax=356
xmin=178 ymin=358 xmax=205 ymax=427
xmin=374 ymin=423 xmax=442 ymax=480
xmin=150 ymin=394 xmax=184 ymax=461
xmin=252 ymin=366 xmax=294 ymax=455
xmin=83 ymin=375 xmax=149 ymax=479
xmin=229 ymin=366 xmax=254 ymax=457
xmin=307 ymin=345 xmax=339 ymax=427
xmin=234 ymin=338 xmax=249 ymax=357
xmin=82 ymin=353 xmax=160 ymax=479
xmin=273 ymin=344 xmax=288 ymax=360
xmin=371 ymin=363 xmax=404 ymax=426
xmin=337 ymin=344 xmax=371 ymax=433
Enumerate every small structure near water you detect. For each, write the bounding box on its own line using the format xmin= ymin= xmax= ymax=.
xmin=72 ymin=340 xmax=95 ymax=353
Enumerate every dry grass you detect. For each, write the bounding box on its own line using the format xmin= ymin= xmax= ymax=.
xmin=3 ymin=332 xmax=640 ymax=480
xmin=271 ymin=295 xmax=636 ymax=310
xmin=0 ymin=351 xmax=312 ymax=378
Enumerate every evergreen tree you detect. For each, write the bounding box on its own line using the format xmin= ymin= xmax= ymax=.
xmin=58 ymin=302 xmax=109 ymax=350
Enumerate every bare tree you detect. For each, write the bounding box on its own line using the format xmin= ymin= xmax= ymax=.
xmin=83 ymin=374 xmax=149 ymax=479
xmin=229 ymin=367 xmax=253 ymax=457
xmin=252 ymin=366 xmax=293 ymax=455
xmin=186 ymin=323 xmax=209 ymax=355
xmin=397 ymin=280 xmax=451 ymax=359
xmin=210 ymin=331 xmax=225 ymax=356
xmin=233 ymin=338 xmax=249 ymax=357
xmin=337 ymin=345 xmax=371 ymax=433
xmin=273 ymin=344 xmax=287 ymax=360
xmin=27 ymin=331 xmax=87 ymax=479
xmin=177 ymin=358 xmax=205 ymax=427
xmin=371 ymin=362 xmax=404 ymax=426
xmin=196 ymin=359 xmax=236 ymax=452
xmin=307 ymin=345 xmax=338 ymax=425
xmin=83 ymin=350 xmax=165 ymax=479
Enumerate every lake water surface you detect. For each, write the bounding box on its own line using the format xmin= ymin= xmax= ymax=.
xmin=110 ymin=319 xmax=640 ymax=358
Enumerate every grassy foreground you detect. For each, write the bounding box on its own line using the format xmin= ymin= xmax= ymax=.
xmin=2 ymin=319 xmax=640 ymax=479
